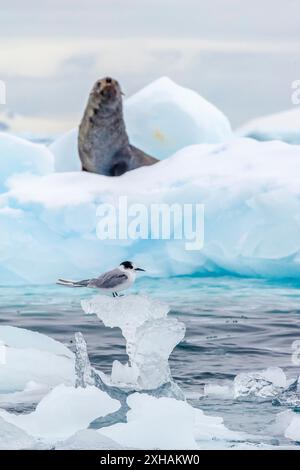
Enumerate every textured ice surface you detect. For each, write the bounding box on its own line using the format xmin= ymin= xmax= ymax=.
xmin=0 ymin=417 xmax=35 ymax=450
xmin=0 ymin=326 xmax=74 ymax=393
xmin=272 ymin=377 xmax=300 ymax=408
xmin=82 ymin=295 xmax=185 ymax=390
xmin=238 ymin=108 xmax=300 ymax=145
xmin=0 ymin=131 xmax=54 ymax=191
xmin=101 ymin=392 xmax=242 ymax=450
xmin=50 ymin=77 xmax=232 ymax=170
xmin=285 ymin=412 xmax=300 ymax=442
xmin=0 ymin=381 xmax=50 ymax=409
xmin=204 ymin=383 xmax=233 ymax=399
xmin=234 ymin=367 xmax=287 ymax=399
xmin=55 ymin=429 xmax=125 ymax=450
xmin=124 ymin=76 xmax=232 ymax=159
xmin=0 ymin=384 xmax=120 ymax=442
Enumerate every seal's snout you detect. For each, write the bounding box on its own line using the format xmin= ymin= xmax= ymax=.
xmin=101 ymin=84 xmax=117 ymax=100
xmin=105 ymin=77 xmax=112 ymax=83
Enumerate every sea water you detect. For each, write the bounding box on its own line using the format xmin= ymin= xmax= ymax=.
xmin=0 ymin=276 xmax=300 ymax=446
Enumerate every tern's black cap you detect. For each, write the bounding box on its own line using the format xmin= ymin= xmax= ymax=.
xmin=120 ymin=261 xmax=134 ymax=269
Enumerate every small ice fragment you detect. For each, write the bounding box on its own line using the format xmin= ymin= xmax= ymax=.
xmin=203 ymin=383 xmax=233 ymax=399
xmin=234 ymin=367 xmax=287 ymax=399
xmin=74 ymin=332 xmax=95 ymax=388
xmin=111 ymin=361 xmax=139 ymax=387
xmin=272 ymin=377 xmax=300 ymax=408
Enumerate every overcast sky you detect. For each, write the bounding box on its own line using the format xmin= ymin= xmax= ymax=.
xmin=0 ymin=0 xmax=299 ymax=134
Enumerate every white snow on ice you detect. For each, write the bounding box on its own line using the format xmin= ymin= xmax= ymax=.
xmin=0 ymin=384 xmax=120 ymax=442
xmin=100 ymin=392 xmax=242 ymax=450
xmin=0 ymin=326 xmax=74 ymax=393
xmin=238 ymin=107 xmax=300 ymax=145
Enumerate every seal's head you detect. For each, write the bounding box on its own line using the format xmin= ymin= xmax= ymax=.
xmin=91 ymin=77 xmax=123 ymax=115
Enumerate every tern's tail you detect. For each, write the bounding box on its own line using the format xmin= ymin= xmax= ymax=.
xmin=56 ymin=278 xmax=90 ymax=287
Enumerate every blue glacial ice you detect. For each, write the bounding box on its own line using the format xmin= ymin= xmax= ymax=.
xmin=0 ymin=77 xmax=299 ymax=283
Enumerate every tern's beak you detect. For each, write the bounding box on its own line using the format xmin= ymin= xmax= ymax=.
xmin=135 ymin=267 xmax=145 ymax=272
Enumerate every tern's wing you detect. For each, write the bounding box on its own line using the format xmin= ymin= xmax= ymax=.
xmin=88 ymin=268 xmax=128 ymax=289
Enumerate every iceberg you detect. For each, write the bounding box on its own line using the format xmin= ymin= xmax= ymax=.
xmin=0 ymin=326 xmax=74 ymax=393
xmin=0 ymin=77 xmax=300 ymax=283
xmin=238 ymin=108 xmax=300 ymax=145
xmin=0 ymin=132 xmax=53 ymax=191
xmin=81 ymin=295 xmax=185 ymax=390
xmin=50 ymin=76 xmax=232 ymax=171
xmin=1 ymin=137 xmax=300 ymax=283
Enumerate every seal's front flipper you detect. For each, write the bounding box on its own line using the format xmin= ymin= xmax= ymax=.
xmin=109 ymin=161 xmax=128 ymax=176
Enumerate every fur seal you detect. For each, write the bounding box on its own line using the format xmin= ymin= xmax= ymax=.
xmin=78 ymin=77 xmax=158 ymax=176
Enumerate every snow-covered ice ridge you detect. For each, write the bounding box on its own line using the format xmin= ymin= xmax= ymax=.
xmin=238 ymin=108 xmax=300 ymax=145
xmin=0 ymin=76 xmax=300 ymax=283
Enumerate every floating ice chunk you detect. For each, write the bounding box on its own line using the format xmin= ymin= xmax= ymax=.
xmin=234 ymin=367 xmax=287 ymax=399
xmin=0 ymin=132 xmax=54 ymax=192
xmin=272 ymin=410 xmax=295 ymax=436
xmin=124 ymin=76 xmax=232 ymax=159
xmin=0 ymin=326 xmax=74 ymax=393
xmin=272 ymin=377 xmax=300 ymax=408
xmin=0 ymin=381 xmax=51 ymax=409
xmin=111 ymin=361 xmax=140 ymax=388
xmin=55 ymin=429 xmax=125 ymax=450
xmin=101 ymin=392 xmax=241 ymax=449
xmin=238 ymin=108 xmax=300 ymax=145
xmin=101 ymin=393 xmax=198 ymax=450
xmin=0 ymin=417 xmax=35 ymax=450
xmin=285 ymin=412 xmax=300 ymax=442
xmin=82 ymin=295 xmax=185 ymax=390
xmin=0 ymin=384 xmax=120 ymax=442
xmin=194 ymin=408 xmax=242 ymax=443
xmin=203 ymin=383 xmax=234 ymax=399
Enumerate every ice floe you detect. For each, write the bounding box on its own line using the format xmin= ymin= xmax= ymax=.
xmin=0 ymin=326 xmax=74 ymax=393
xmin=0 ymin=384 xmax=120 ymax=442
